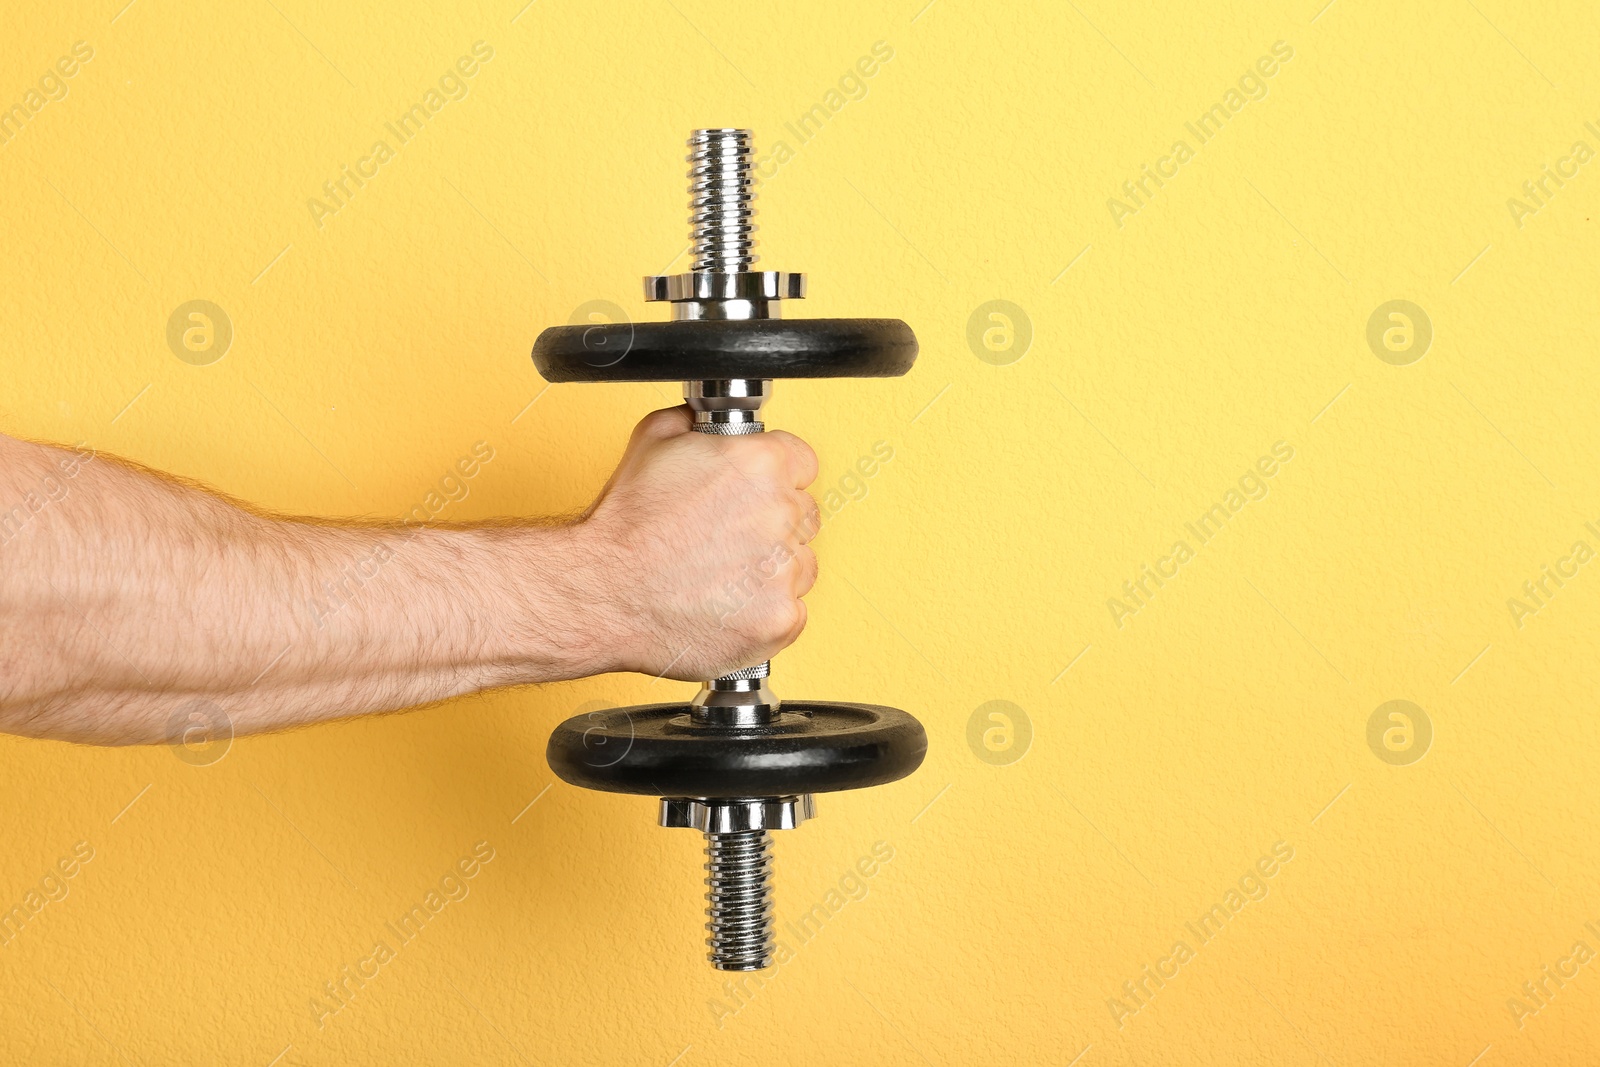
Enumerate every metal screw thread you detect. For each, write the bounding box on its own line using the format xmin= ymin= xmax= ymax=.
xmin=687 ymin=128 xmax=756 ymax=273
xmin=703 ymin=830 xmax=775 ymax=970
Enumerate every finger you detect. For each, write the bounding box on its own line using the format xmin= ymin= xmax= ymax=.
xmin=781 ymin=598 xmax=808 ymax=647
xmin=790 ymin=545 xmax=818 ymax=598
xmin=763 ymin=430 xmax=819 ymax=489
xmin=632 ymin=405 xmax=693 ymax=443
xmin=791 ymin=491 xmax=823 ymax=543
xmin=591 ymin=405 xmax=690 ymax=506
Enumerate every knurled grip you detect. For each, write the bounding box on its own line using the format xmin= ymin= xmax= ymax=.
xmin=692 ymin=408 xmax=767 ymax=681
xmin=715 ymin=663 xmax=770 ymax=681
xmin=694 ymin=420 xmax=764 ymax=435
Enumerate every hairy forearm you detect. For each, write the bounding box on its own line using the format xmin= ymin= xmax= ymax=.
xmin=0 ymin=404 xmax=821 ymax=746
xmin=0 ymin=435 xmax=613 ymax=744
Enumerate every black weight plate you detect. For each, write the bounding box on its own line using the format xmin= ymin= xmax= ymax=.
xmin=532 ymin=318 xmax=917 ymax=382
xmin=546 ymin=700 xmax=927 ymax=797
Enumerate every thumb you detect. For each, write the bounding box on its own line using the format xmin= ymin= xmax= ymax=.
xmin=631 ymin=405 xmax=693 ymax=444
xmin=585 ymin=405 xmax=694 ymax=517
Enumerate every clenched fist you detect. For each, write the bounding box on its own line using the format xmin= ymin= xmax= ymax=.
xmin=575 ymin=406 xmax=821 ymax=681
xmin=0 ymin=408 xmax=820 ymax=744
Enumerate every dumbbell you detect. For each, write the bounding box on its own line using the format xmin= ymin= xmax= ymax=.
xmin=532 ymin=128 xmax=927 ymax=971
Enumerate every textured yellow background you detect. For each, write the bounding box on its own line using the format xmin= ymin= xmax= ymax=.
xmin=3 ymin=0 xmax=1599 ymax=1063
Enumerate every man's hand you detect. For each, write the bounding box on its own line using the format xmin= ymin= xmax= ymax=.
xmin=0 ymin=407 xmax=822 ymax=745
xmin=577 ymin=406 xmax=821 ymax=681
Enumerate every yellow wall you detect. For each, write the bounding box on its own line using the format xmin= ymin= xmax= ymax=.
xmin=3 ymin=1 xmax=1599 ymax=1063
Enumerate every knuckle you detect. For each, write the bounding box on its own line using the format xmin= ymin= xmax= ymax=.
xmin=762 ymin=600 xmax=803 ymax=644
xmin=633 ymin=406 xmax=691 ymax=447
xmin=796 ymin=492 xmax=822 ymax=539
xmin=757 ymin=436 xmax=793 ymax=474
xmin=783 ymin=600 xmax=808 ymax=642
xmin=794 ymin=547 xmax=819 ymax=593
xmin=769 ymin=431 xmax=817 ymax=486
xmin=725 ymin=438 xmax=781 ymax=481
xmin=782 ymin=496 xmax=809 ymax=533
xmin=796 ymin=443 xmax=819 ymax=484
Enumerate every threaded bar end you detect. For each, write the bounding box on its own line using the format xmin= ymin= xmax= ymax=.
xmin=704 ymin=830 xmax=775 ymax=970
xmin=688 ymin=128 xmax=756 ymax=273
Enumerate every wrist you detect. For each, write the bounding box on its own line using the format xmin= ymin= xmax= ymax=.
xmin=469 ymin=519 xmax=635 ymax=683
